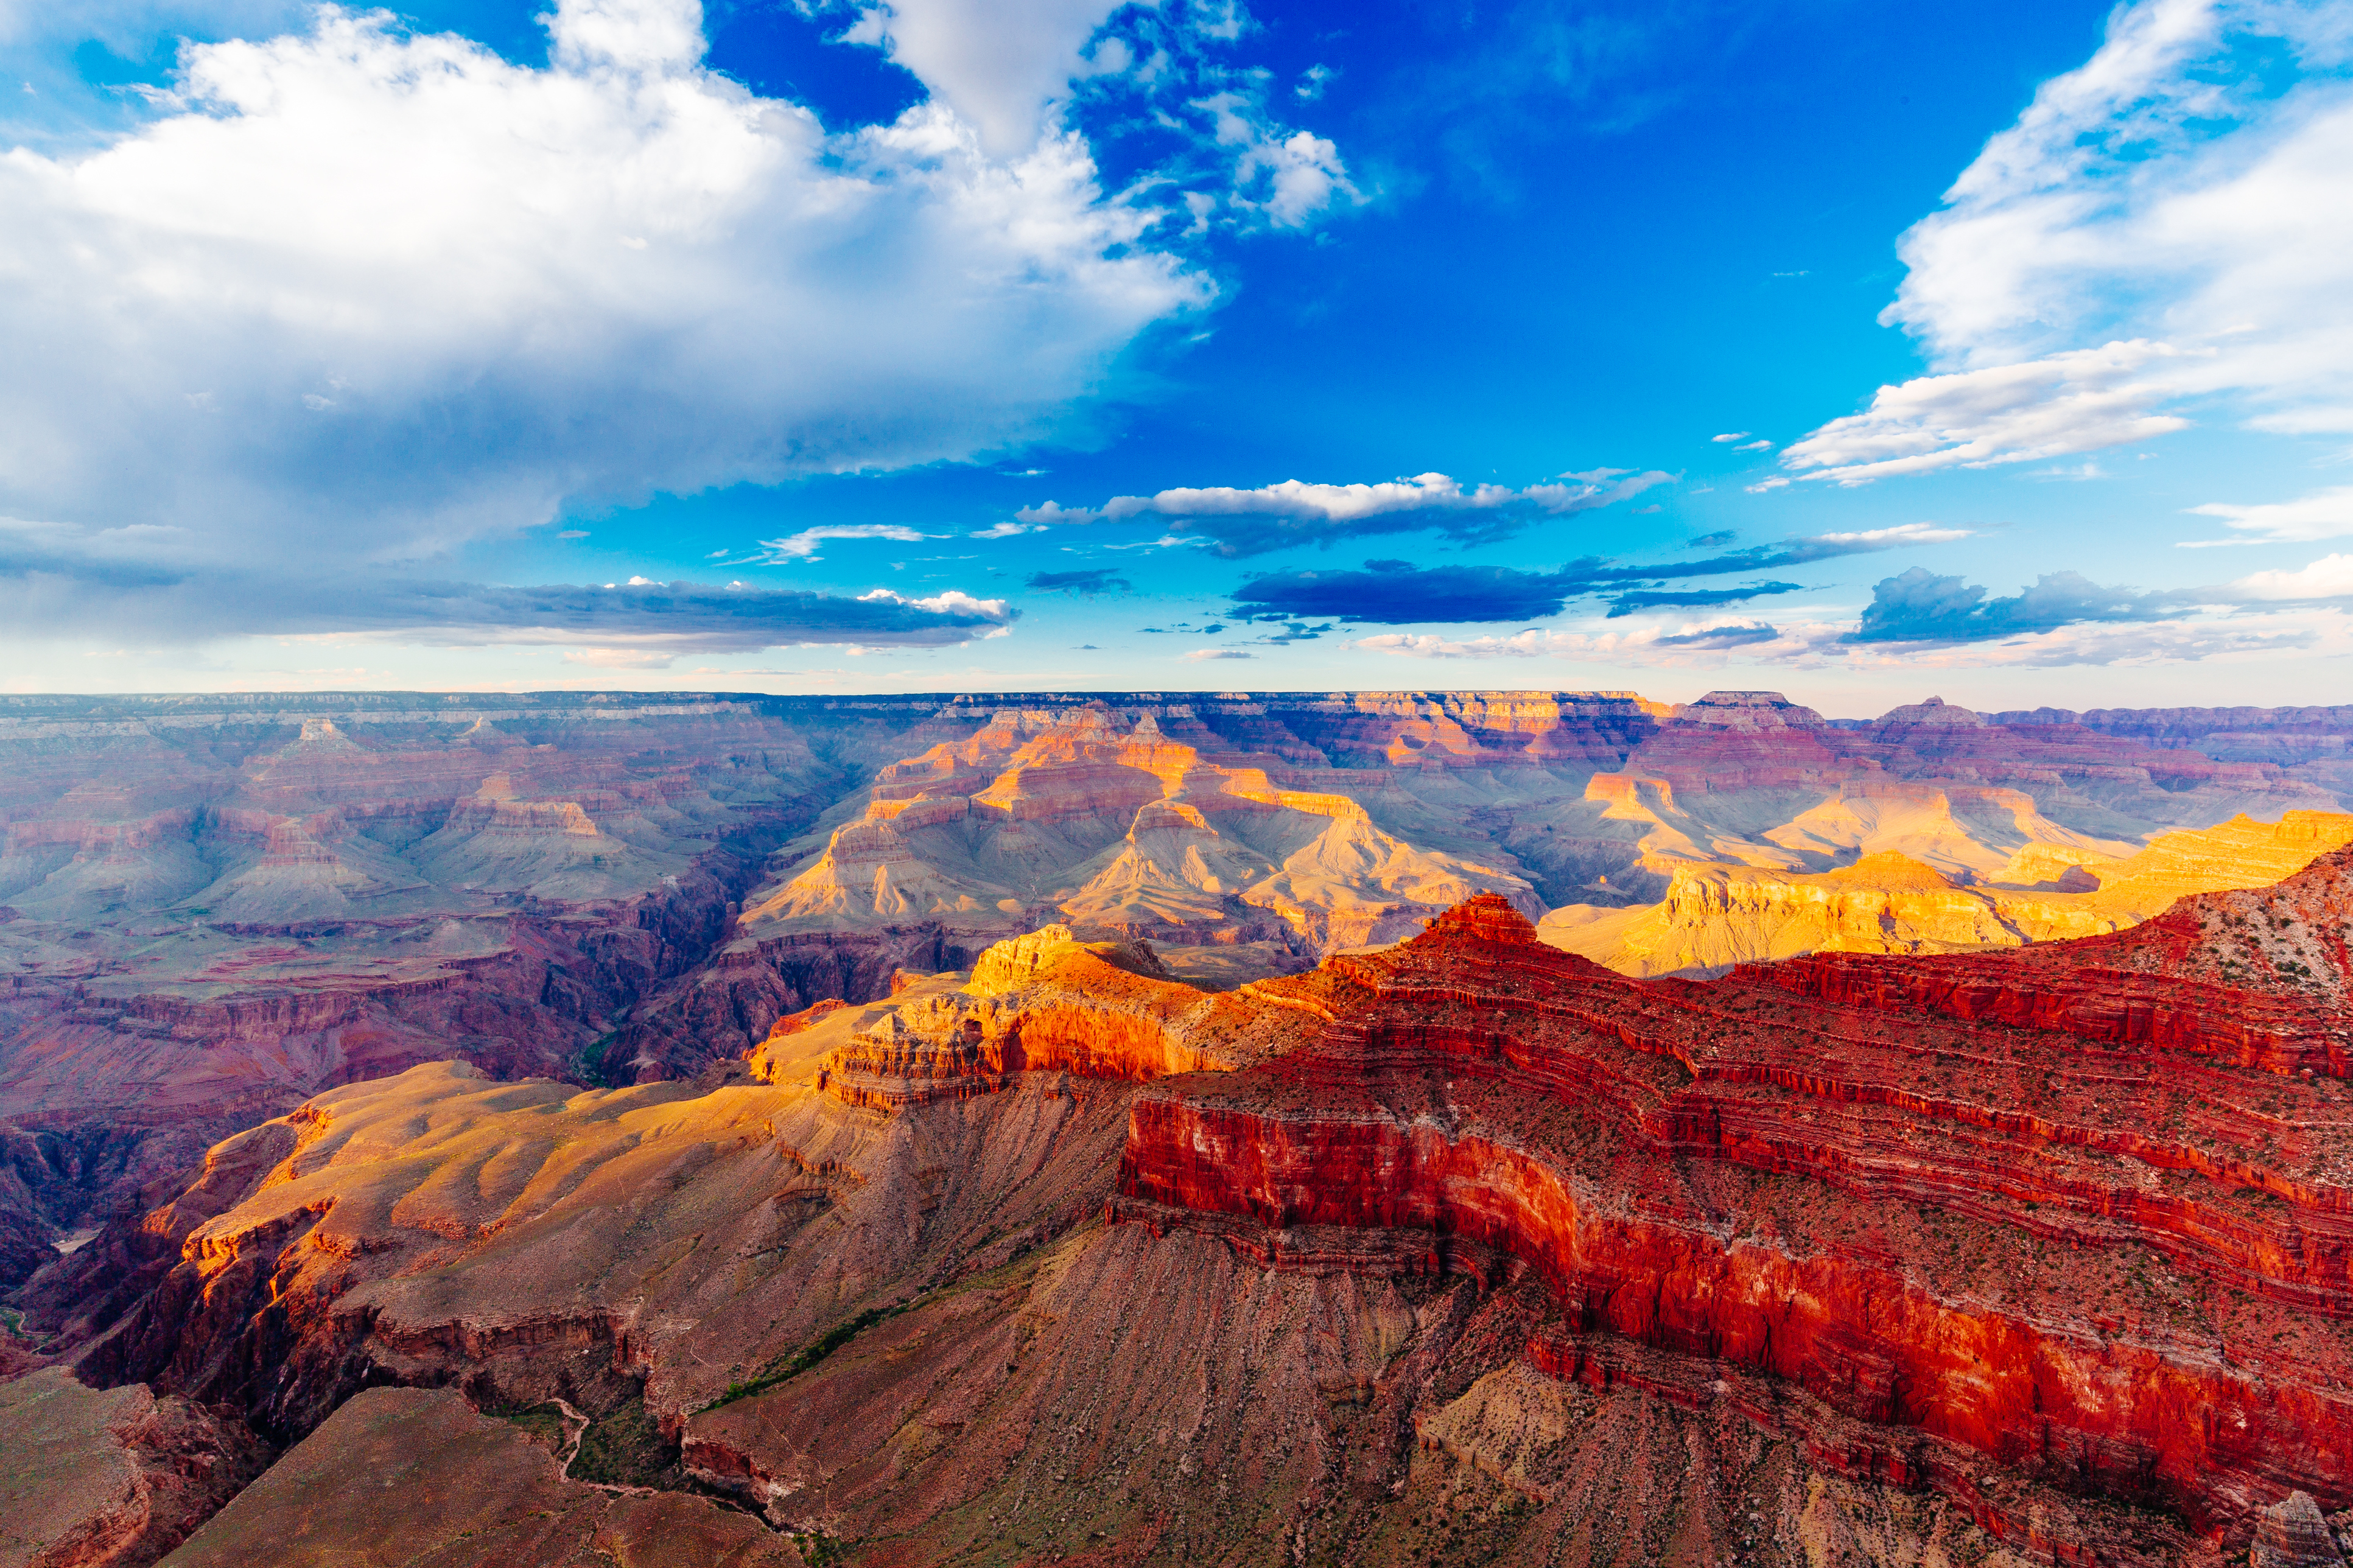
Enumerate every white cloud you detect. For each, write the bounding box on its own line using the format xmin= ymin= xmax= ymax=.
xmin=2185 ymin=484 xmax=2353 ymax=544
xmin=858 ymin=586 xmax=1014 ymax=625
xmin=1733 ymin=438 xmax=1772 ymax=452
xmin=562 ymin=646 xmax=676 ymax=668
xmin=1015 ymin=468 xmax=1674 ymax=555
xmin=2228 ymin=552 xmax=2353 ymax=598
xmin=0 ymin=0 xmax=1210 ymax=621
xmin=971 ymin=520 xmax=1047 ymax=538
xmin=1779 ymin=341 xmax=2194 ymax=484
xmin=1838 ymin=619 xmax=2320 ymax=668
xmin=841 ymin=0 xmax=1124 ymax=158
xmin=1182 ymin=646 xmax=1254 ymax=660
xmin=1355 ymin=610 xmax=2321 ymax=670
xmin=1710 ymin=432 xmax=1750 ymax=443
xmin=1353 ymin=621 xmax=1804 ymax=663
xmin=1781 ymin=0 xmax=2353 ymax=482
xmin=753 ymin=525 xmax=936 ymax=562
xmin=1804 ymin=523 xmax=1975 ymax=547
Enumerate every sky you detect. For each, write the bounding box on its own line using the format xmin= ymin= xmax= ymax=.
xmin=4 ymin=0 xmax=2353 ymax=715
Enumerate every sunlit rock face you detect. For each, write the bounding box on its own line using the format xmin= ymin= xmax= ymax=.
xmin=1119 ymin=865 xmax=2353 ymax=1559
xmin=16 ymin=689 xmax=2353 ymax=1566
xmin=0 ymin=691 xmax=922 ymax=1290
xmin=21 ymin=857 xmax=2353 ymax=1564
xmin=738 ymin=698 xmax=1548 ymax=959
xmin=1543 ymin=810 xmax=2353 ymax=977
xmin=5 ymin=685 xmax=2351 ymax=1289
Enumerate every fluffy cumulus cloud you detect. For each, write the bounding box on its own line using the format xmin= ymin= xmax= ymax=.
xmin=1017 ymin=469 xmax=1674 ymax=555
xmin=1778 ymin=0 xmax=2353 ymax=483
xmin=2226 ymin=554 xmax=2353 ymax=599
xmin=0 ymin=0 xmax=1359 ymax=648
xmin=840 ymin=0 xmax=1124 ymax=157
xmin=1 ymin=0 xmax=1203 ymax=546
xmin=1780 ymin=342 xmax=2195 ymax=484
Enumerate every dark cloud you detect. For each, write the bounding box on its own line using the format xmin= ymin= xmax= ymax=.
xmin=1250 ymin=621 xmax=1336 ymax=644
xmin=0 ymin=555 xmax=1016 ymax=650
xmin=1686 ymin=530 xmax=1736 ymax=549
xmin=1025 ymin=569 xmax=1132 ymax=596
xmin=1227 ymin=525 xmax=1955 ymax=625
xmin=1233 ymin=561 xmax=1581 ymax=623
xmin=1848 ymin=568 xmax=2183 ymax=645
xmin=1228 ymin=527 xmax=1962 ymax=625
xmin=1652 ymin=622 xmax=1780 ymax=648
xmin=1604 ymin=583 xmax=1803 ymax=617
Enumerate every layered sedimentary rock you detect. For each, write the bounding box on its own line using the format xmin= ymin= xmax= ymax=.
xmin=740 ymin=702 xmax=1545 ymax=963
xmin=0 ymin=693 xmax=941 ymax=1283
xmin=1544 ymin=810 xmax=2353 ymax=977
xmin=160 ymin=1385 xmax=794 ymax=1568
xmin=788 ymin=925 xmax=1319 ymax=1110
xmin=1117 ymin=869 xmax=2353 ymax=1558
xmin=40 ymin=869 xmax=2353 ymax=1561
xmin=16 ymin=687 xmax=2353 ymax=1566
xmin=1 ymin=1366 xmax=268 ymax=1567
xmin=1998 ymin=702 xmax=2353 ymax=768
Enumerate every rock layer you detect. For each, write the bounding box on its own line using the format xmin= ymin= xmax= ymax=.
xmin=1 ymin=1367 xmax=268 ymax=1568
xmin=1543 ymin=810 xmax=2353 ymax=978
xmin=16 ymin=688 xmax=2353 ymax=1567
xmin=1117 ymin=869 xmax=2353 ymax=1550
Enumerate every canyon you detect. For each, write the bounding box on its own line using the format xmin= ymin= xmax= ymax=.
xmin=7 ymin=687 xmax=2353 ymax=1566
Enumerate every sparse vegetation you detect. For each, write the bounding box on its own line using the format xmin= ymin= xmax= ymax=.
xmin=569 ymin=1395 xmax=686 ymax=1488
xmin=489 ymin=1399 xmax=571 ymax=1456
xmin=703 ymin=1302 xmax=909 ymax=1411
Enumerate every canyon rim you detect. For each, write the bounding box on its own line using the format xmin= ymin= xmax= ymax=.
xmin=4 ymin=688 xmax=2353 ymax=1566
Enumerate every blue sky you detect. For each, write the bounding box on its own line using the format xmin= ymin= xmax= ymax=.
xmin=4 ymin=0 xmax=2352 ymax=712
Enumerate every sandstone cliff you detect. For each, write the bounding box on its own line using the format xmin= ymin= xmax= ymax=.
xmin=35 ymin=878 xmax=2353 ymax=1561
xmin=1117 ymin=870 xmax=2353 ymax=1558
xmin=1542 ymin=808 xmax=2353 ymax=977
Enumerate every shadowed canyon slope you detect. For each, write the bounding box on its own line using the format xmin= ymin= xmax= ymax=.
xmin=10 ymin=688 xmax=2353 ymax=1565
xmin=7 ymin=851 xmax=2353 ymax=1563
xmin=4 ymin=686 xmax=2348 ymax=1278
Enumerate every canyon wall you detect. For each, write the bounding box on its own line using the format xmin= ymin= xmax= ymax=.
xmin=1118 ymin=868 xmax=2353 ymax=1556
xmin=9 ymin=688 xmax=2353 ymax=1565
xmin=27 ymin=871 xmax=2353 ymax=1562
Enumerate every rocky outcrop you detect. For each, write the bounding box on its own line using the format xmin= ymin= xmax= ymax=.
xmin=0 ymin=695 xmax=864 ymax=1282
xmin=0 ymin=1367 xmax=268 ymax=1568
xmin=739 ymin=702 xmax=1540 ymax=961
xmin=1115 ymin=880 xmax=2353 ymax=1553
xmin=2250 ymin=1491 xmax=2347 ymax=1568
xmin=21 ymin=687 xmax=2353 ymax=1566
xmin=1543 ymin=810 xmax=2353 ymax=978
xmin=592 ymin=923 xmax=980 ymax=1085
xmin=157 ymin=1385 xmax=794 ymax=1568
xmin=43 ymin=875 xmax=2326 ymax=1564
xmin=799 ymin=927 xmax=1322 ymax=1110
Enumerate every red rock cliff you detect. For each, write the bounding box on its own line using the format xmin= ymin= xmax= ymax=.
xmin=1115 ymin=877 xmax=2353 ymax=1549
